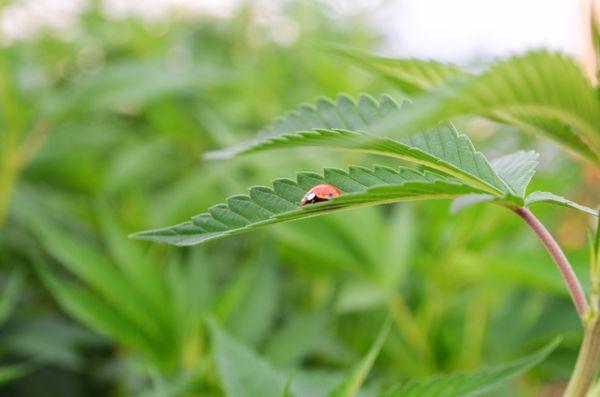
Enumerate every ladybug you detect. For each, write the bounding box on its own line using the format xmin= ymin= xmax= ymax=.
xmin=300 ymin=184 xmax=341 ymax=206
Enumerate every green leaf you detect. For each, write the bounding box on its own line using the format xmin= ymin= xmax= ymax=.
xmin=131 ymin=166 xmax=486 ymax=246
xmin=328 ymin=317 xmax=392 ymax=397
xmin=0 ymin=362 xmax=34 ymax=386
xmin=265 ymin=309 xmax=333 ymax=367
xmin=209 ymin=319 xmax=292 ymax=397
xmin=228 ymin=259 xmax=279 ymax=346
xmin=206 ymin=95 xmax=509 ymax=195
xmin=35 ymin=264 xmax=157 ymax=361
xmin=46 ymin=60 xmax=230 ymax=116
xmin=450 ymin=194 xmax=496 ymax=214
xmin=27 ymin=218 xmax=165 ymax=340
xmin=327 ymin=45 xmax=466 ymax=95
xmin=451 ymin=150 xmax=540 ymax=212
xmin=0 ymin=271 xmax=23 ymax=327
xmin=382 ymin=338 xmax=560 ymax=397
xmin=525 ymin=191 xmax=599 ymax=216
xmin=283 ymin=373 xmax=296 ymax=397
xmin=96 ymin=202 xmax=171 ymax=321
xmin=490 ymin=150 xmax=539 ymax=197
xmin=374 ymin=51 xmax=600 ymax=165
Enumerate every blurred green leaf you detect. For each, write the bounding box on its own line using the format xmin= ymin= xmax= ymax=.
xmin=372 ymin=51 xmax=600 ymax=165
xmin=209 ymin=319 xmax=291 ymax=397
xmin=47 ymin=60 xmax=231 ymax=115
xmin=0 ymin=362 xmax=35 ymax=386
xmin=326 ymin=44 xmax=465 ymax=95
xmin=5 ymin=316 xmax=104 ymax=369
xmin=96 ymin=202 xmax=170 ymax=308
xmin=27 ymin=215 xmax=166 ymax=340
xmin=382 ymin=338 xmax=560 ymax=397
xmin=36 ymin=264 xmax=157 ymax=361
xmin=265 ymin=309 xmax=335 ymax=367
xmin=228 ymin=258 xmax=280 ymax=346
xmin=0 ymin=270 xmax=23 ymax=327
xmin=328 ymin=317 xmax=391 ymax=397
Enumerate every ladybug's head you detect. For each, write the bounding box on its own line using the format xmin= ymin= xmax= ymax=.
xmin=300 ymin=191 xmax=316 ymax=206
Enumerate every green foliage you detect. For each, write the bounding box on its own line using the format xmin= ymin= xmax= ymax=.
xmin=525 ymin=191 xmax=599 ymax=216
xmin=383 ymin=338 xmax=560 ymax=397
xmin=132 ymin=165 xmax=485 ymax=246
xmin=207 ymin=95 xmax=510 ymax=195
xmin=489 ymin=150 xmax=539 ymax=197
xmin=210 ymin=319 xmax=289 ymax=397
xmin=0 ymin=271 xmax=23 ymax=327
xmin=0 ymin=363 xmax=34 ymax=387
xmin=136 ymin=95 xmax=596 ymax=246
xmin=21 ymin=201 xmax=205 ymax=373
xmin=0 ymin=1 xmax=596 ymax=396
xmin=327 ymin=45 xmax=466 ymax=95
xmin=210 ymin=317 xmax=392 ymax=397
xmin=328 ymin=317 xmax=391 ymax=397
xmin=337 ymin=49 xmax=600 ymax=165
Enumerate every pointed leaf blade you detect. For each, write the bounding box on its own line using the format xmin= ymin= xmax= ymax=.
xmin=328 ymin=317 xmax=392 ymax=397
xmin=525 ymin=191 xmax=598 ymax=216
xmin=491 ymin=150 xmax=539 ymax=198
xmin=375 ymin=51 xmax=600 ymax=165
xmin=209 ymin=319 xmax=292 ymax=397
xmin=383 ymin=338 xmax=560 ymax=397
xmin=326 ymin=44 xmax=466 ymax=95
xmin=131 ymin=166 xmax=487 ymax=246
xmin=207 ymin=95 xmax=509 ymax=195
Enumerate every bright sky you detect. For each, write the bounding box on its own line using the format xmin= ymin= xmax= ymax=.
xmin=371 ymin=0 xmax=582 ymax=64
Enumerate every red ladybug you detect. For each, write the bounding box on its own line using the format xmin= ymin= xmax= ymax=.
xmin=300 ymin=184 xmax=341 ymax=206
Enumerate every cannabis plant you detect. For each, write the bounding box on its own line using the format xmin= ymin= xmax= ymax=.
xmin=131 ymin=43 xmax=600 ymax=396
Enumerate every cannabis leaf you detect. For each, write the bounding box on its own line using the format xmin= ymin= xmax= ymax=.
xmin=135 ymin=94 xmax=596 ymax=247
xmin=131 ymin=166 xmax=485 ymax=246
xmin=525 ymin=192 xmax=598 ymax=216
xmin=490 ymin=150 xmax=539 ymax=197
xmin=207 ymin=95 xmax=510 ymax=195
xmin=327 ymin=44 xmax=466 ymax=95
xmin=346 ymin=50 xmax=600 ymax=165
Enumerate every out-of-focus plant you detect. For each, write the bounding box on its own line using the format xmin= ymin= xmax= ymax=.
xmin=0 ymin=271 xmax=33 ymax=386
xmin=132 ymin=7 xmax=600 ymax=396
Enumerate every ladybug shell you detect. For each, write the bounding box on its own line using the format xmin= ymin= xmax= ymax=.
xmin=300 ymin=184 xmax=341 ymax=206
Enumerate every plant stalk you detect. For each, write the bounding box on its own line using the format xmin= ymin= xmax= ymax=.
xmin=514 ymin=207 xmax=589 ymax=319
xmin=565 ymin=316 xmax=600 ymax=396
xmin=514 ymin=207 xmax=600 ymax=396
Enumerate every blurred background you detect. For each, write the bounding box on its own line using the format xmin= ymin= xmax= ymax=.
xmin=0 ymin=0 xmax=597 ymax=396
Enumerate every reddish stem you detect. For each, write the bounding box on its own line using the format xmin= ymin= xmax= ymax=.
xmin=514 ymin=207 xmax=589 ymax=319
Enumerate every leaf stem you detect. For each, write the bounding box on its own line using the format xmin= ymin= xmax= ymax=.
xmin=515 ymin=207 xmax=600 ymax=395
xmin=513 ymin=207 xmax=589 ymax=319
